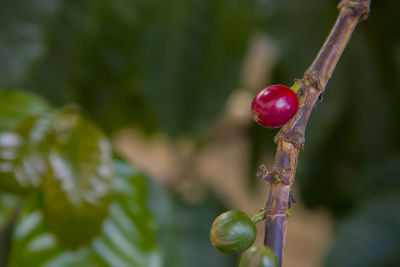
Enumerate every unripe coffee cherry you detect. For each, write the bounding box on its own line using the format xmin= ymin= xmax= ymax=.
xmin=210 ymin=210 xmax=256 ymax=254
xmin=239 ymin=246 xmax=278 ymax=267
xmin=251 ymin=84 xmax=299 ymax=128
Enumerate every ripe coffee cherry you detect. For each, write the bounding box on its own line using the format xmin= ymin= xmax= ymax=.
xmin=210 ymin=210 xmax=256 ymax=254
xmin=251 ymin=84 xmax=298 ymax=128
xmin=239 ymin=246 xmax=278 ymax=267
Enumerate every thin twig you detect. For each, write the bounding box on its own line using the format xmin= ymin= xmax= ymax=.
xmin=262 ymin=1 xmax=371 ymax=266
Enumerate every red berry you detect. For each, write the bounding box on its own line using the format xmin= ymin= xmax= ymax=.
xmin=251 ymin=84 xmax=298 ymax=128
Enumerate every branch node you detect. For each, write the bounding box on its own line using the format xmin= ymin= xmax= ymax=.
xmin=285 ymin=209 xmax=291 ymax=217
xmin=282 ymin=130 xmax=305 ymax=149
xmin=257 ymin=164 xmax=291 ymax=185
xmin=304 ymin=72 xmax=323 ymax=92
xmin=338 ymin=0 xmax=371 ymax=21
xmin=252 ymin=209 xmax=267 ymax=224
xmin=294 ymin=79 xmax=306 ymax=97
xmin=274 ymin=126 xmax=304 ymax=148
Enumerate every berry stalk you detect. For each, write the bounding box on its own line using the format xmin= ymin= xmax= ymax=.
xmin=262 ymin=1 xmax=371 ymax=266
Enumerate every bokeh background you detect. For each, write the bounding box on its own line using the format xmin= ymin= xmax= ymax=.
xmin=0 ymin=0 xmax=399 ymax=266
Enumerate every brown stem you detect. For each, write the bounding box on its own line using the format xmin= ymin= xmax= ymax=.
xmin=263 ymin=1 xmax=371 ymax=266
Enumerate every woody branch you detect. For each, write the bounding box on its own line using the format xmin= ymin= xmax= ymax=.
xmin=261 ymin=1 xmax=371 ymax=266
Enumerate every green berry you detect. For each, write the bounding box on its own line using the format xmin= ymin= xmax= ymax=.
xmin=210 ymin=210 xmax=256 ymax=254
xmin=239 ymin=246 xmax=278 ymax=267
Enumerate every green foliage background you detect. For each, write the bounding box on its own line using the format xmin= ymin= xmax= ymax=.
xmin=0 ymin=0 xmax=399 ymax=266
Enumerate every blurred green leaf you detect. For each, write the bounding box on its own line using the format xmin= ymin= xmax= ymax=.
xmin=0 ymin=115 xmax=52 ymax=193
xmin=7 ymin=159 xmax=160 ymax=267
xmin=0 ymin=90 xmax=50 ymax=131
xmin=42 ymin=109 xmax=113 ymax=248
xmin=0 ymin=91 xmax=51 ymax=193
